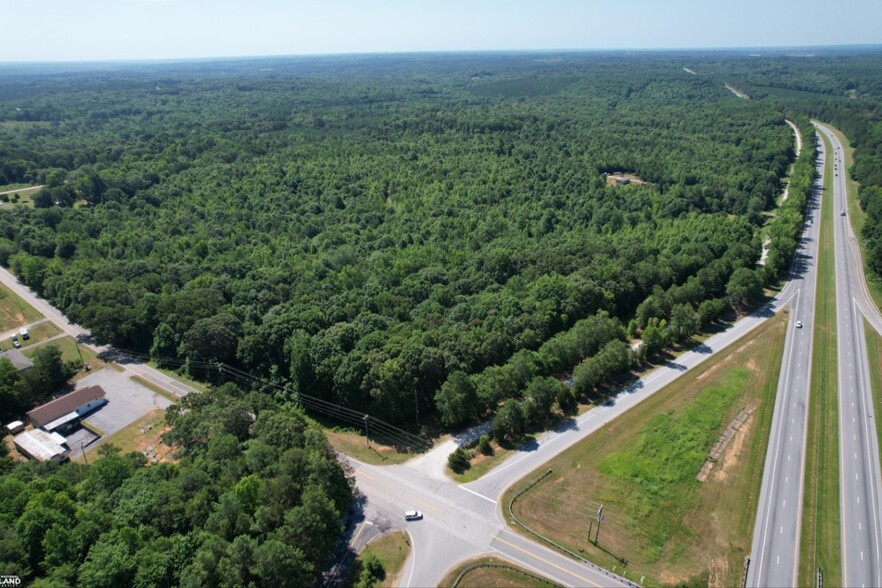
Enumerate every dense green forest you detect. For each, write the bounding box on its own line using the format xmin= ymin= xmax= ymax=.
xmin=692 ymin=49 xmax=882 ymax=278
xmin=5 ymin=48 xmax=878 ymax=586
xmin=0 ymin=53 xmax=802 ymax=428
xmin=0 ymin=384 xmax=350 ymax=587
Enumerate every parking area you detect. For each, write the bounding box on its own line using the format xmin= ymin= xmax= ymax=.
xmin=76 ymin=368 xmax=173 ymax=438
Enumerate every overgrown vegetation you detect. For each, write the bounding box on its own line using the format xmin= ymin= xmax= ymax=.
xmin=0 ymin=383 xmax=351 ymax=586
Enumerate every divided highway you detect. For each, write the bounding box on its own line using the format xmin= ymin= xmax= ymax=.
xmin=748 ymin=133 xmax=824 ymax=588
xmin=816 ymin=123 xmax=882 ymax=588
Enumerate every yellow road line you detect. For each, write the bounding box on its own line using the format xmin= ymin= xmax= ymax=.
xmin=493 ymin=535 xmax=602 ymax=588
xmin=412 ymin=497 xmax=443 ymax=515
xmin=351 ymin=521 xmax=368 ymax=547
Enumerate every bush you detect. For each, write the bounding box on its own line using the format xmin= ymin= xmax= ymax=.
xmin=447 ymin=447 xmax=471 ymax=474
xmin=476 ymin=434 xmax=493 ymax=456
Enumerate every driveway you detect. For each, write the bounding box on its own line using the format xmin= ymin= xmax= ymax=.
xmin=77 ymin=368 xmax=173 ymax=438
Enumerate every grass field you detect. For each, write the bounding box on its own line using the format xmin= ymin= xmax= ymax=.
xmin=324 ymin=428 xmax=417 ymax=465
xmin=439 ymin=557 xmax=559 ymax=588
xmin=349 ymin=530 xmax=411 ymax=588
xmin=799 ymin=130 xmax=841 ymax=586
xmin=0 ymin=185 xmax=42 ymax=207
xmin=865 ymin=320 xmax=882 ymax=477
xmin=0 ymin=285 xmax=43 ymax=328
xmin=823 ymin=123 xmax=882 ymax=310
xmin=146 ymin=362 xmax=209 ymax=392
xmin=505 ymin=311 xmax=788 ymax=587
xmin=131 ymin=375 xmax=181 ymax=404
xmin=0 ymin=321 xmax=60 ymax=351
xmin=72 ymin=409 xmax=173 ymax=463
xmin=23 ymin=335 xmax=104 ymax=374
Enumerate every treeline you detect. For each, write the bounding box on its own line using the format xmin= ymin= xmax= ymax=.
xmin=763 ymin=118 xmax=818 ymax=279
xmin=0 ymin=384 xmax=350 ymax=587
xmin=698 ymin=50 xmax=882 ymax=283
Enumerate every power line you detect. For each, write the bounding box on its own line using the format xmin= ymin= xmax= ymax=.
xmin=107 ymin=347 xmax=431 ymax=453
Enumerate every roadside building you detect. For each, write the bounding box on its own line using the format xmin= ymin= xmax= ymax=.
xmin=26 ymin=385 xmax=107 ymax=430
xmin=0 ymin=348 xmax=33 ymax=371
xmin=5 ymin=420 xmax=24 ymax=435
xmin=13 ymin=428 xmax=69 ymax=462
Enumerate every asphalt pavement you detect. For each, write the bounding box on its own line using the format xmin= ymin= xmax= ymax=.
xmin=816 ymin=123 xmax=882 ymax=588
xmin=747 ymin=132 xmax=823 ymax=588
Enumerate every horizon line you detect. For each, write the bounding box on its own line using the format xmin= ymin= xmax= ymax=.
xmin=2 ymin=43 xmax=882 ymax=67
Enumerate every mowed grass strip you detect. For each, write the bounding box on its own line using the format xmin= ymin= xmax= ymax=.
xmin=349 ymin=530 xmax=411 ymax=588
xmin=324 ymin=428 xmax=417 ymax=465
xmin=438 ymin=556 xmax=560 ymax=588
xmin=0 ymin=285 xmax=43 ymax=327
xmin=799 ymin=130 xmax=841 ymax=586
xmin=865 ymin=320 xmax=882 ymax=474
xmin=506 ymin=312 xmax=788 ymax=587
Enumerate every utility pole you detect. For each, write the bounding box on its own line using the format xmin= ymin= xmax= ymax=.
xmin=74 ymin=338 xmax=86 ymax=370
xmin=414 ymin=390 xmax=420 ymax=429
xmin=363 ymin=415 xmax=370 ymax=448
xmin=595 ymin=504 xmax=604 ymax=545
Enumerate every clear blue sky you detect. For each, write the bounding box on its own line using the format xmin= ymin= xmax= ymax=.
xmin=4 ymin=0 xmax=881 ymax=62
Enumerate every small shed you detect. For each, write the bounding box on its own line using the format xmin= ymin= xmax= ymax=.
xmin=615 ymin=177 xmax=631 ymax=185
xmin=13 ymin=429 xmax=69 ymax=462
xmin=5 ymin=420 xmax=24 ymax=435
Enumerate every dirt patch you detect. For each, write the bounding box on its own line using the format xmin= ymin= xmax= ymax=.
xmin=707 ymin=555 xmax=730 ymax=588
xmin=713 ymin=413 xmax=755 ymax=483
xmin=135 ymin=421 xmax=176 ymax=464
xmin=697 ymin=404 xmax=757 ymax=482
xmin=605 ymin=172 xmax=648 ymax=186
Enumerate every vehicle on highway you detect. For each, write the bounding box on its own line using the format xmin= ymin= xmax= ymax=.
xmin=404 ymin=510 xmax=423 ymax=521
xmin=841 ymin=209 xmax=846 ymax=216
xmin=11 ymin=337 xmax=20 ymax=348
xmin=796 ymin=321 xmax=803 ymax=329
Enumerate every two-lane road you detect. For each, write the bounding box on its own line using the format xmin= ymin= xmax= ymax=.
xmin=0 ymin=266 xmax=197 ymax=398
xmin=816 ymin=123 xmax=882 ymax=588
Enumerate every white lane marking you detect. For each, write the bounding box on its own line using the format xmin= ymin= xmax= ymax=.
xmin=858 ymin=495 xmax=861 ymax=504
xmin=404 ymin=529 xmax=416 ymax=588
xmin=459 ymin=485 xmax=497 ymax=504
xmin=777 ymin=555 xmax=780 ymax=565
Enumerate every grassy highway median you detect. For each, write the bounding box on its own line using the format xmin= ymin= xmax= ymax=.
xmin=798 ymin=131 xmax=841 ymax=586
